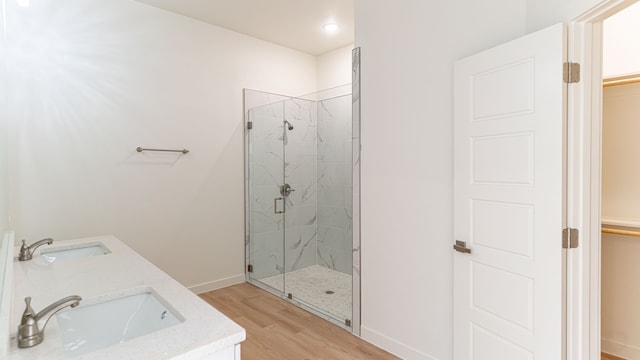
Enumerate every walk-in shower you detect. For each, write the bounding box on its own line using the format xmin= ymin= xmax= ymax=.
xmin=243 ymin=49 xmax=361 ymax=332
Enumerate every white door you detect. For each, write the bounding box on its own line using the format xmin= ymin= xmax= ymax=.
xmin=453 ymin=23 xmax=567 ymax=359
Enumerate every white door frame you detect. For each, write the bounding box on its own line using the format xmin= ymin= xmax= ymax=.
xmin=568 ymin=0 xmax=638 ymax=358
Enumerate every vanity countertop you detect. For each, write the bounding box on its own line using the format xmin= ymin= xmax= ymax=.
xmin=6 ymin=235 xmax=245 ymax=360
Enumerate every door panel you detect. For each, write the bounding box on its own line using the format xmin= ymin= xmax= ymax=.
xmin=472 ymin=200 xmax=534 ymax=257
xmin=247 ymin=102 xmax=285 ymax=290
xmin=472 ymin=133 xmax=534 ymax=184
xmin=453 ymin=23 xmax=567 ymax=359
xmin=472 ymin=324 xmax=533 ymax=360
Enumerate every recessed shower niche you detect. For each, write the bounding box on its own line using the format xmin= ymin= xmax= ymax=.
xmin=243 ymin=55 xmax=361 ymax=331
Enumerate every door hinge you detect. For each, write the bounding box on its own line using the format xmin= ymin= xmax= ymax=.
xmin=562 ymin=228 xmax=579 ymax=249
xmin=247 ymin=121 xmax=253 ymax=130
xmin=563 ymin=62 xmax=580 ymax=83
xmin=247 ymin=264 xmax=253 ymax=273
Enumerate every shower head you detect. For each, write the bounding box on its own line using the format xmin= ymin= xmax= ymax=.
xmin=284 ymin=120 xmax=294 ymax=130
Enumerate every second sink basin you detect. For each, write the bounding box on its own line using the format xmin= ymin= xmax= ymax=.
xmin=56 ymin=289 xmax=184 ymax=356
xmin=40 ymin=242 xmax=111 ymax=263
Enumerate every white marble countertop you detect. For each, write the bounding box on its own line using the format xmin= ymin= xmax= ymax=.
xmin=6 ymin=235 xmax=245 ymax=359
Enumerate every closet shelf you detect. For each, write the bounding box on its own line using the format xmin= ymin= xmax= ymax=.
xmin=601 ymin=217 xmax=640 ymax=228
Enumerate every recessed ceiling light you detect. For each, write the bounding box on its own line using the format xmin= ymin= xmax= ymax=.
xmin=16 ymin=0 xmax=30 ymax=7
xmin=323 ymin=23 xmax=339 ymax=33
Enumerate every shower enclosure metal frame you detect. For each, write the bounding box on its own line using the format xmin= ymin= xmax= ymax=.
xmin=243 ymin=48 xmax=361 ymax=334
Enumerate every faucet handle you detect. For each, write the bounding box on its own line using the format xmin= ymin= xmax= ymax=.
xmin=17 ymin=296 xmax=41 ymax=348
xmin=18 ymin=240 xmax=30 ymax=261
xmin=20 ymin=297 xmax=36 ymax=324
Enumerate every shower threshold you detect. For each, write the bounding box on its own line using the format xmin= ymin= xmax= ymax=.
xmin=256 ymin=265 xmax=352 ymax=326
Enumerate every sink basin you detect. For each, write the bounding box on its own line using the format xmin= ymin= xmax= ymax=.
xmin=40 ymin=242 xmax=111 ymax=263
xmin=56 ymin=290 xmax=183 ymax=356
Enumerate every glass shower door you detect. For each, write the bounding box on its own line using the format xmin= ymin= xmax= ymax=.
xmin=245 ymin=87 xmax=356 ymax=330
xmin=247 ymin=101 xmax=286 ymax=292
xmin=283 ymin=94 xmax=353 ymax=326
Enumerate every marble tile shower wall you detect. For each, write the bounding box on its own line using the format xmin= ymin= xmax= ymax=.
xmin=317 ymin=95 xmax=353 ymax=275
xmin=283 ymin=98 xmax=318 ymax=272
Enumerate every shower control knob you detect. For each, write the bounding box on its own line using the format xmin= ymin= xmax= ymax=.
xmin=280 ymin=184 xmax=295 ymax=197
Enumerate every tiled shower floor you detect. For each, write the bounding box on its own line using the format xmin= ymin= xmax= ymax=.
xmin=259 ymin=265 xmax=352 ymax=323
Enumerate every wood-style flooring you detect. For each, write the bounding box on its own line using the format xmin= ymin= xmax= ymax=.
xmin=602 ymin=353 xmax=626 ymax=360
xmin=199 ymin=283 xmax=400 ymax=360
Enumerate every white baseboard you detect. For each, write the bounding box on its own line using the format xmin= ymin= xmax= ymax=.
xmin=361 ymin=325 xmax=437 ymax=360
xmin=602 ymin=338 xmax=640 ymax=359
xmin=188 ymin=274 xmax=245 ymax=294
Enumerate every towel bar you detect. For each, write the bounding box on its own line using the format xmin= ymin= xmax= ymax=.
xmin=136 ymin=147 xmax=189 ymax=154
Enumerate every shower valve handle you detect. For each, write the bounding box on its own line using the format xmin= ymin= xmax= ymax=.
xmin=280 ymin=184 xmax=295 ymax=197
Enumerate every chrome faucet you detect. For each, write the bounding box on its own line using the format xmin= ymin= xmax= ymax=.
xmin=18 ymin=238 xmax=54 ymax=261
xmin=17 ymin=295 xmax=82 ymax=348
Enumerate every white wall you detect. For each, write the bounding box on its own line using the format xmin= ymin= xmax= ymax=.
xmin=601 ymin=82 xmax=640 ymax=359
xmin=354 ymin=0 xmax=526 ymax=358
xmin=5 ymin=0 xmax=317 ymax=290
xmin=601 ymin=8 xmax=640 ymax=355
xmin=602 ymin=83 xmax=640 ymax=220
xmin=0 ymin=0 xmax=8 ymax=237
xmin=317 ymin=44 xmax=354 ymax=91
xmin=603 ymin=1 xmax=640 ymax=78
xmin=525 ymin=0 xmax=603 ymax=32
xmin=601 ymin=231 xmax=640 ymax=358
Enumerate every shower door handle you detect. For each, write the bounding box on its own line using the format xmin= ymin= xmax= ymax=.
xmin=274 ymin=197 xmax=284 ymax=214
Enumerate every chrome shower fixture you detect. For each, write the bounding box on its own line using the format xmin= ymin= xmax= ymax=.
xmin=284 ymin=120 xmax=294 ymax=130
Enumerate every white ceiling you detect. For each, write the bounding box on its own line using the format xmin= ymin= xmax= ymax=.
xmin=135 ymin=0 xmax=354 ymax=56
